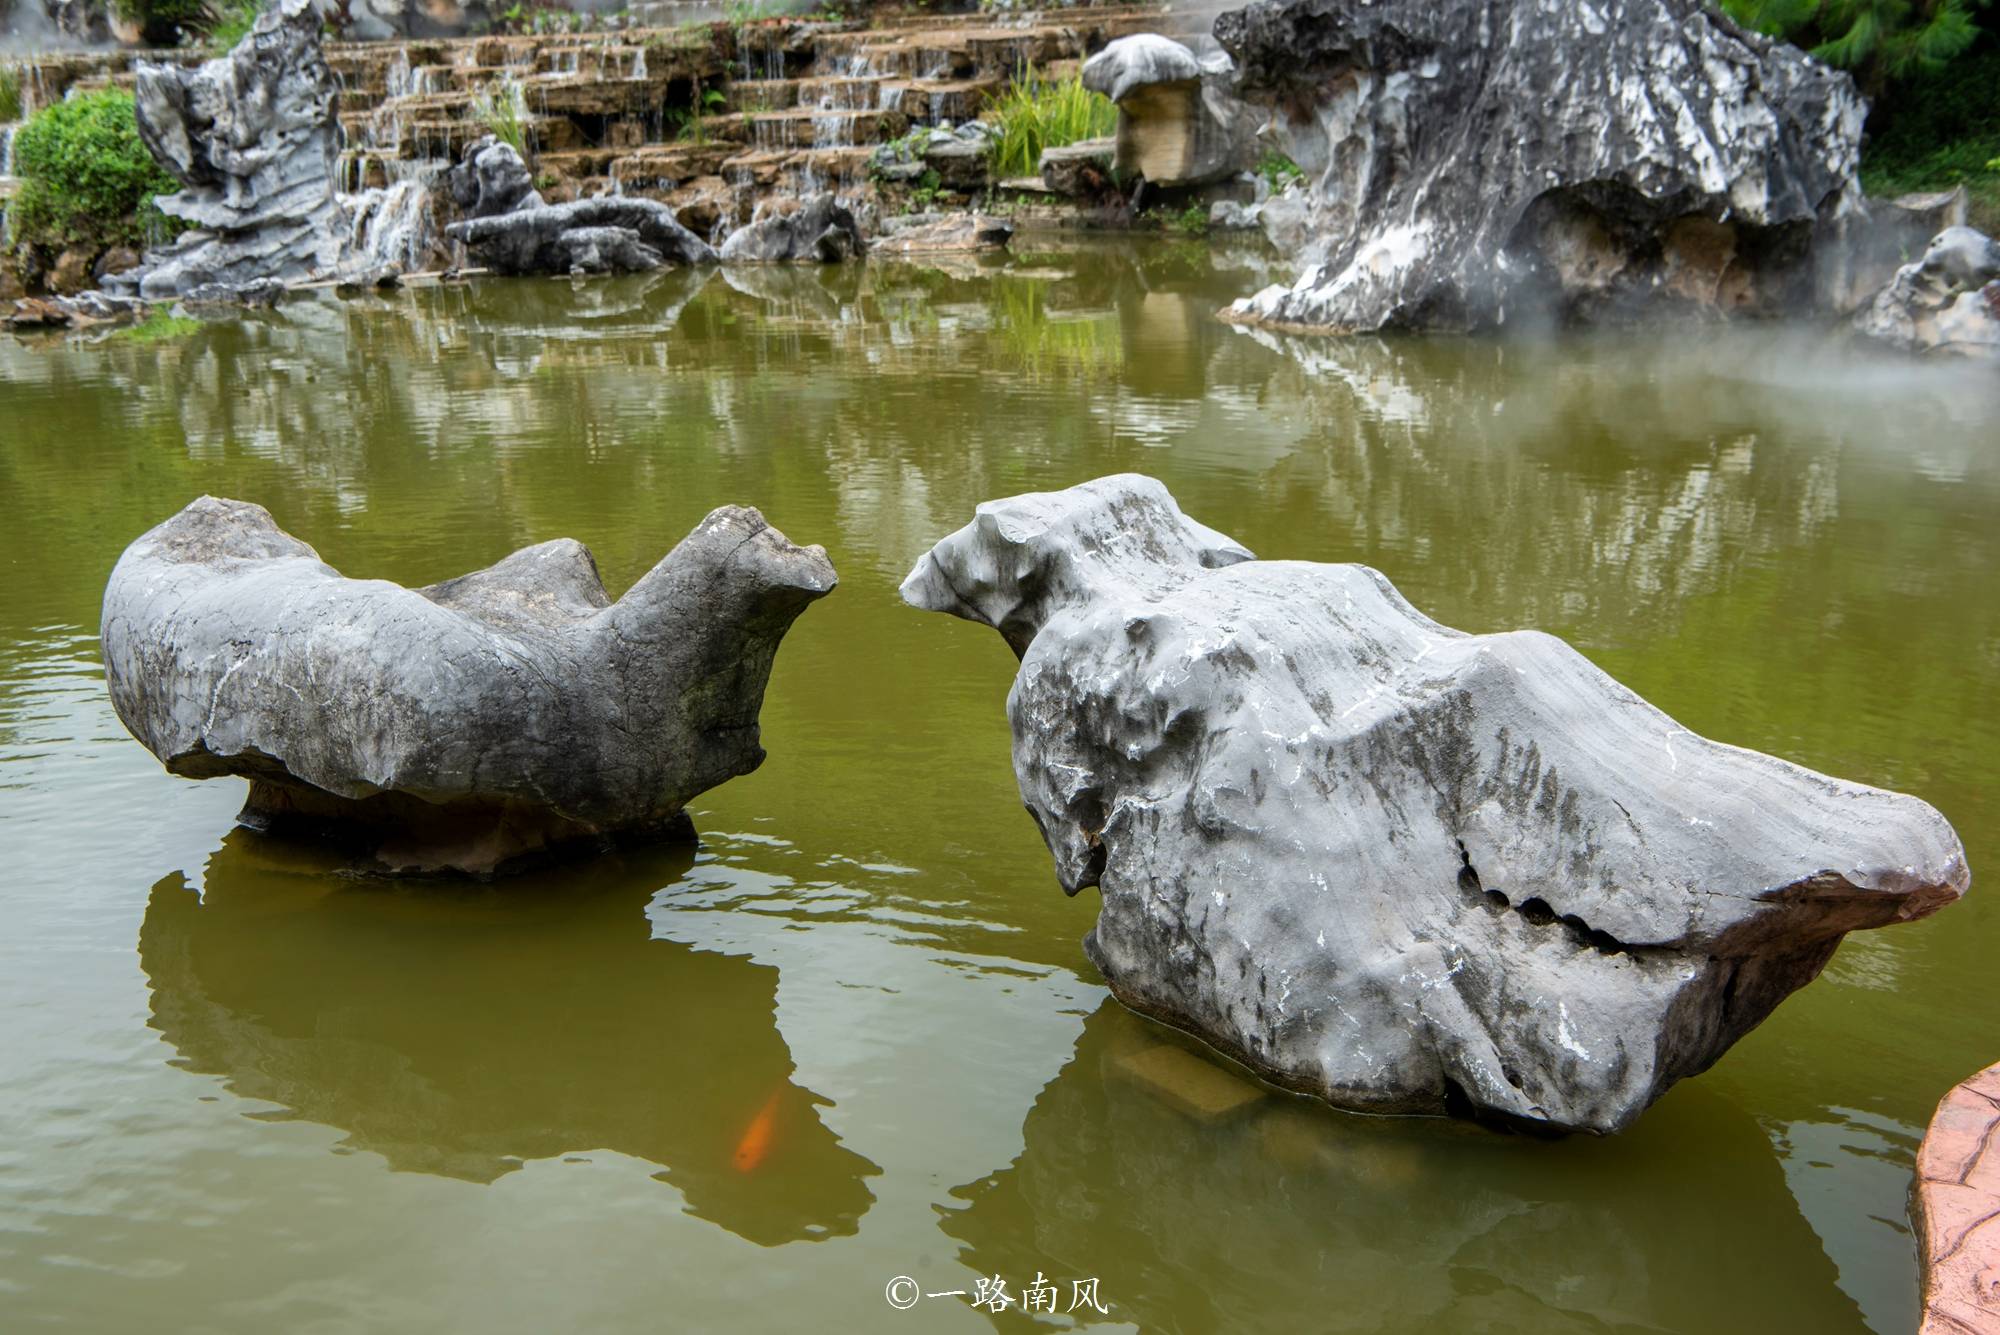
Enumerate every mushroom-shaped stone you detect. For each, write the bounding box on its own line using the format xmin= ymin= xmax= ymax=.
xmin=1081 ymin=33 xmax=1253 ymax=188
xmin=902 ymin=475 xmax=1969 ymax=1133
xmin=102 ymin=498 xmax=836 ymax=873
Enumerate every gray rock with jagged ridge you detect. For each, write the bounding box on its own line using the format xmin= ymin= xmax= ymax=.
xmin=102 ymin=497 xmax=835 ymax=873
xmin=446 ymin=196 xmax=717 ymax=274
xmin=1214 ymin=0 xmax=1867 ymax=332
xmin=902 ymin=475 xmax=1968 ymax=1133
xmin=1855 ymin=225 xmax=2000 ymax=360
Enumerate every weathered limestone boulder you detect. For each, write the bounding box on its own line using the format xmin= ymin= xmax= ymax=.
xmin=1854 ymin=225 xmax=2000 ymax=361
xmin=1039 ymin=138 xmax=1116 ymax=197
xmin=444 ymin=135 xmax=544 ymax=222
xmin=445 ymin=197 xmax=717 ymax=275
xmin=901 ymin=475 xmax=1968 ymax=1133
xmin=115 ymin=0 xmax=344 ymax=300
xmin=1082 ymin=34 xmax=1255 ymax=188
xmin=718 ymin=194 xmax=866 ymax=263
xmin=1914 ymin=1061 xmax=2000 ymax=1335
xmin=874 ymin=212 xmax=1013 ymax=255
xmin=1213 ymin=0 xmax=1866 ymax=332
xmin=102 ymin=497 xmax=836 ymax=873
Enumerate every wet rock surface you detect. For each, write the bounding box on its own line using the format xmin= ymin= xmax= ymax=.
xmin=445 ymin=196 xmax=717 ymax=274
xmin=115 ymin=0 xmax=345 ymax=300
xmin=102 ymin=496 xmax=836 ymax=873
xmin=1855 ymin=225 xmax=2000 ymax=361
xmin=902 ymin=475 xmax=1969 ymax=1133
xmin=1214 ymin=0 xmax=1866 ymax=332
xmin=718 ymin=194 xmax=867 ymax=263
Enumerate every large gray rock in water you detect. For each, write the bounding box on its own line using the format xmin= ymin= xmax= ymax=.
xmin=1854 ymin=225 xmax=2000 ymax=361
xmin=901 ymin=476 xmax=1968 ymax=1133
xmin=102 ymin=497 xmax=835 ymax=873
xmin=718 ymin=194 xmax=867 ymax=263
xmin=118 ymin=0 xmax=344 ymax=300
xmin=445 ymin=135 xmax=544 ymax=222
xmin=1213 ymin=0 xmax=1866 ymax=332
xmin=1082 ymin=34 xmax=1256 ymax=188
xmin=445 ymin=197 xmax=717 ymax=275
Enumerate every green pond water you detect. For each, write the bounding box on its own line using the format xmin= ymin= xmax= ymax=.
xmin=2 ymin=240 xmax=1997 ymax=1334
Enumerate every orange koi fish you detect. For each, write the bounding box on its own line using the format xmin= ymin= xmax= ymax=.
xmin=733 ymin=1090 xmax=783 ymax=1173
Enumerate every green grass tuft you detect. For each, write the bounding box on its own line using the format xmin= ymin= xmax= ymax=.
xmin=983 ymin=73 xmax=1118 ymax=180
xmin=115 ymin=308 xmax=203 ymax=343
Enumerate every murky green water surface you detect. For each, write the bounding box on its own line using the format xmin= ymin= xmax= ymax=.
xmin=2 ymin=241 xmax=1997 ymax=1334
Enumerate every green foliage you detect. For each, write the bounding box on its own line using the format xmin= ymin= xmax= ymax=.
xmin=902 ymin=167 xmax=943 ymax=213
xmin=983 ymin=73 xmax=1118 ymax=179
xmin=110 ymin=0 xmax=212 ymax=45
xmin=9 ymin=90 xmax=182 ymax=251
xmin=471 ymin=77 xmax=529 ymax=154
xmin=1860 ymin=45 xmax=2000 ymax=230
xmin=115 ymin=308 xmax=203 ymax=343
xmin=1169 ymin=202 xmax=1208 ymax=236
xmin=205 ymin=0 xmax=266 ymax=50
xmin=1255 ymin=148 xmax=1306 ymax=193
xmin=1717 ymin=0 xmax=1988 ymax=85
xmin=1 ymin=65 xmax=21 ymax=125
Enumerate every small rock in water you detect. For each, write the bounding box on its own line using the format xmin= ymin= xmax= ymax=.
xmin=901 ymin=475 xmax=1969 ymax=1134
xmin=101 ymin=497 xmax=836 ymax=874
xmin=1117 ymin=1044 xmax=1266 ymax=1124
xmin=718 ymin=194 xmax=867 ymax=264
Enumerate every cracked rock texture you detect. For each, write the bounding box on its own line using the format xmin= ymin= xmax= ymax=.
xmin=1915 ymin=1061 xmax=2000 ymax=1335
xmin=445 ymin=134 xmax=545 ymax=222
xmin=115 ymin=0 xmax=345 ymax=300
xmin=718 ymin=194 xmax=867 ymax=263
xmin=1212 ymin=0 xmax=1865 ymax=332
xmin=1855 ymin=225 xmax=2000 ymax=361
xmin=902 ymin=475 xmax=1968 ymax=1133
xmin=102 ymin=497 xmax=835 ymax=873
xmin=445 ymin=197 xmax=717 ymax=275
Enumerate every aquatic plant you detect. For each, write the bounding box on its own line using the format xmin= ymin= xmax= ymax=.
xmin=8 ymin=90 xmax=182 ymax=251
xmin=115 ymin=308 xmax=203 ymax=344
xmin=472 ymin=77 xmax=530 ymax=155
xmin=983 ymin=74 xmax=1118 ymax=180
xmin=1255 ymin=148 xmax=1305 ymax=193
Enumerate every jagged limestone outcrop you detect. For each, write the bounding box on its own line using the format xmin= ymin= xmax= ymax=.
xmin=445 ymin=196 xmax=717 ymax=274
xmin=1854 ymin=225 xmax=2000 ymax=361
xmin=901 ymin=475 xmax=1968 ymax=1133
xmin=114 ymin=0 xmax=344 ymax=299
xmin=102 ymin=497 xmax=835 ymax=873
xmin=718 ymin=194 xmax=867 ymax=263
xmin=445 ymin=134 xmax=545 ymax=222
xmin=1212 ymin=0 xmax=1866 ymax=332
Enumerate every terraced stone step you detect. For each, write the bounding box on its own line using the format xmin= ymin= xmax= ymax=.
xmin=735 ymin=106 xmax=909 ymax=151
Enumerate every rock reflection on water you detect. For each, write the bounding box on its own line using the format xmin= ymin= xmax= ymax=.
xmin=138 ymin=832 xmax=881 ymax=1248
xmin=944 ymin=1001 xmax=1868 ymax=1333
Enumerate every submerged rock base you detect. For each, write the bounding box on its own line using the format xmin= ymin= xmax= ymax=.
xmin=901 ymin=475 xmax=1968 ymax=1134
xmin=102 ymin=497 xmax=835 ymax=874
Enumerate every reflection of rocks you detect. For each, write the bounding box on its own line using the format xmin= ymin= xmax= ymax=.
xmin=902 ymin=476 xmax=1967 ymax=1132
xmin=139 ymin=836 xmax=879 ymax=1245
xmin=102 ymin=497 xmax=835 ymax=872
xmin=945 ymin=1000 xmax=1866 ymax=1332
xmin=1215 ymin=0 xmax=1865 ymax=332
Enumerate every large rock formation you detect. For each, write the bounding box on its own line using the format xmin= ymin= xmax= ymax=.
xmin=1854 ymin=225 xmax=2000 ymax=361
xmin=1212 ymin=0 xmax=1866 ymax=332
xmin=717 ymin=194 xmax=867 ymax=263
xmin=445 ymin=196 xmax=717 ymax=275
xmin=115 ymin=0 xmax=345 ymax=300
xmin=1082 ymin=34 xmax=1256 ymax=188
xmin=901 ymin=475 xmax=1968 ymax=1133
xmin=102 ymin=497 xmax=835 ymax=873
